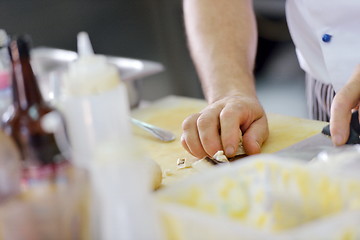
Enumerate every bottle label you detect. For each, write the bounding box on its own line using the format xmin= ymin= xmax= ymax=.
xmin=22 ymin=160 xmax=70 ymax=186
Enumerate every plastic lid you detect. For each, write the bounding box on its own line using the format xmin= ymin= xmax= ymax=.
xmin=62 ymin=31 xmax=121 ymax=96
xmin=9 ymin=35 xmax=32 ymax=58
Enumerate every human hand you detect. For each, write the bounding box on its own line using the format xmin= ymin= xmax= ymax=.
xmin=181 ymin=95 xmax=269 ymax=159
xmin=330 ymin=65 xmax=360 ymax=145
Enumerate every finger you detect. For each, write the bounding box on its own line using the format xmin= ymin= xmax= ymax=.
xmin=330 ymin=70 xmax=360 ymax=145
xmin=182 ymin=113 xmax=208 ymax=158
xmin=180 ymin=134 xmax=191 ymax=154
xmin=197 ymin=108 xmax=223 ymax=157
xmin=242 ymin=116 xmax=269 ymax=155
xmin=219 ymin=105 xmax=244 ymax=157
xmin=330 ymin=95 xmax=352 ymax=145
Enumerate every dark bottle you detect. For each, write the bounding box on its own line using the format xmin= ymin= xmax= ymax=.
xmin=2 ymin=35 xmax=63 ymax=170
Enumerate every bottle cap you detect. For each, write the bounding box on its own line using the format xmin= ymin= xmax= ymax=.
xmin=15 ymin=35 xmax=32 ymax=57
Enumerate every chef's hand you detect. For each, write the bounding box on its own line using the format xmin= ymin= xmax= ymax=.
xmin=181 ymin=94 xmax=269 ymax=159
xmin=330 ymin=65 xmax=360 ymax=145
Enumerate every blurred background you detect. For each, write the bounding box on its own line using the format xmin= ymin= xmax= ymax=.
xmin=0 ymin=0 xmax=307 ymax=118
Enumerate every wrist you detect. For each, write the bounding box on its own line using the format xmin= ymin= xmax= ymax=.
xmin=204 ymin=75 xmax=257 ymax=104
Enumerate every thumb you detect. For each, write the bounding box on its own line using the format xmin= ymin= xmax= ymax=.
xmin=242 ymin=116 xmax=269 ymax=155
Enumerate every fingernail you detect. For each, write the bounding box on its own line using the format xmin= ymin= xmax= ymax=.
xmin=225 ymin=146 xmax=235 ymax=156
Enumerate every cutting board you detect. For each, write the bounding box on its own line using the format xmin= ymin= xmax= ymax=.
xmin=131 ymin=96 xmax=327 ymax=186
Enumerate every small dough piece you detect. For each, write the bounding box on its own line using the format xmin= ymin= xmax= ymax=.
xmin=177 ymin=158 xmax=196 ymax=169
xmin=148 ymin=159 xmax=162 ymax=190
xmin=212 ymin=150 xmax=229 ymax=163
xmin=208 ymin=144 xmax=246 ymax=164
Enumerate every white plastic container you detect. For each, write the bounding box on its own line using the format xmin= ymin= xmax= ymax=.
xmin=156 ymin=155 xmax=360 ymax=240
xmin=52 ymin=32 xmax=164 ymax=240
xmin=53 ymin=32 xmax=132 ymax=168
xmin=59 ymin=83 xmax=131 ymax=168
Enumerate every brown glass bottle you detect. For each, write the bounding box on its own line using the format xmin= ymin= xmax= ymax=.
xmin=2 ymin=36 xmax=63 ymax=169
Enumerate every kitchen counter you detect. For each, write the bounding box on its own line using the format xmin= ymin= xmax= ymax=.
xmin=0 ymin=95 xmax=335 ymax=239
xmin=131 ymin=95 xmax=328 ymax=186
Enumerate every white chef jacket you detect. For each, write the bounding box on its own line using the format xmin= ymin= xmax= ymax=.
xmin=286 ymin=0 xmax=360 ymax=93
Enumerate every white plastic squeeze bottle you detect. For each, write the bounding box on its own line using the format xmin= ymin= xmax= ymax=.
xmin=56 ymin=32 xmax=132 ymax=169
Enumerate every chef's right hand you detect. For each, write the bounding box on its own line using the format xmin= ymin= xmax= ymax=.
xmin=181 ymin=94 xmax=269 ymax=159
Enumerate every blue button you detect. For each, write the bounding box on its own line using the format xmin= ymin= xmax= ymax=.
xmin=322 ymin=34 xmax=332 ymax=43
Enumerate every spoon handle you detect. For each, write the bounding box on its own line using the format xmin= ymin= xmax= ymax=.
xmin=131 ymin=118 xmax=176 ymax=142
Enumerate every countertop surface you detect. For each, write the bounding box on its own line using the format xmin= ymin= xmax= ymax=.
xmin=131 ymin=95 xmax=328 ymax=186
xmin=0 ymin=95 xmax=330 ymax=239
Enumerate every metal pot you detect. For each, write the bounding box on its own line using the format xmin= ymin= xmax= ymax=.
xmin=31 ymin=47 xmax=164 ymax=108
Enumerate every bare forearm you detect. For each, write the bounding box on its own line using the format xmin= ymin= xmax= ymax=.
xmin=183 ymin=0 xmax=258 ymax=103
xmin=182 ymin=0 xmax=268 ymax=158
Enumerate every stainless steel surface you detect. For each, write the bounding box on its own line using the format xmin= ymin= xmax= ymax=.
xmin=275 ymin=133 xmax=334 ymax=161
xmin=30 ymin=47 xmax=164 ymax=108
xmin=131 ymin=118 xmax=175 ymax=142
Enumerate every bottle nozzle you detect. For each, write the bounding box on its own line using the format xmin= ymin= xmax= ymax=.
xmin=77 ymin=31 xmax=94 ymax=57
xmin=64 ymin=31 xmax=121 ymax=96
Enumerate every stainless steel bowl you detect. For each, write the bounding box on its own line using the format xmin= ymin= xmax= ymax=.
xmin=31 ymin=47 xmax=164 ymax=108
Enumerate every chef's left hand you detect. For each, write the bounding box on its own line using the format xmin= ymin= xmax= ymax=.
xmin=330 ymin=65 xmax=360 ymax=145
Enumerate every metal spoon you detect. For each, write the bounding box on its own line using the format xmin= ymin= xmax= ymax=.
xmin=131 ymin=118 xmax=176 ymax=142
